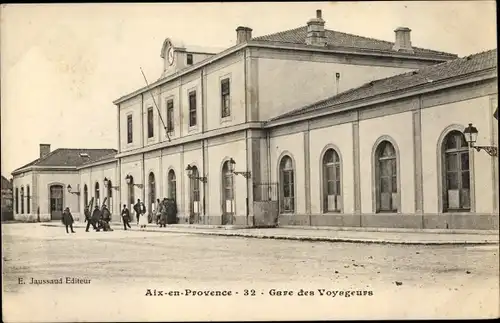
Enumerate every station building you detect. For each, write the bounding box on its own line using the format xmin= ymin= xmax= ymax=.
xmin=11 ymin=10 xmax=498 ymax=229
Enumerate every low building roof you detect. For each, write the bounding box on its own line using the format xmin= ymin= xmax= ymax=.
xmin=12 ymin=148 xmax=117 ymax=175
xmin=269 ymin=48 xmax=497 ymax=123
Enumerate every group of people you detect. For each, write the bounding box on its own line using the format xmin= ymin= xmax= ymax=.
xmin=84 ymin=204 xmax=113 ymax=232
xmin=61 ymin=204 xmax=113 ymax=234
xmin=120 ymin=198 xmax=178 ymax=230
xmin=61 ymin=197 xmax=177 ymax=234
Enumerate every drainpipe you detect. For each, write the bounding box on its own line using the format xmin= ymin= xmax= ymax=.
xmin=117 ymin=103 xmax=122 ymax=223
xmin=244 ymin=49 xmax=248 ymax=124
xmin=201 ymin=68 xmax=207 ymax=224
xmin=140 ymin=94 xmax=146 ymax=204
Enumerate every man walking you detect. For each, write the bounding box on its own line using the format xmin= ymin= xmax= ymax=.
xmin=121 ymin=204 xmax=132 ymax=230
xmin=133 ymin=199 xmax=142 ymax=225
xmin=84 ymin=206 xmax=97 ymax=232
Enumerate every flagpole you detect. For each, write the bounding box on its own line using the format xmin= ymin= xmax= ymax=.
xmin=140 ymin=68 xmax=171 ymax=142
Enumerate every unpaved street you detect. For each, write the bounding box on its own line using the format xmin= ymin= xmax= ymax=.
xmin=2 ymin=223 xmax=499 ymax=321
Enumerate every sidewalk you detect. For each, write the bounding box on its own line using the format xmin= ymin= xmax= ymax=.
xmin=40 ymin=222 xmax=500 ymax=245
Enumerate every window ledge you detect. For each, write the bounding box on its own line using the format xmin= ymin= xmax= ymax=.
xmin=188 ymin=126 xmax=198 ymax=134
xmin=221 ymin=116 xmax=232 ymax=124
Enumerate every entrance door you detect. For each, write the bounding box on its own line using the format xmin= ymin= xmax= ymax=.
xmin=50 ymin=185 xmax=64 ymax=220
xmin=221 ymin=161 xmax=234 ymax=225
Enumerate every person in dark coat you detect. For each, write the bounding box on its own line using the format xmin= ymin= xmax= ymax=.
xmin=91 ymin=205 xmax=102 ymax=232
xmin=62 ymin=207 xmax=75 ymax=234
xmin=121 ymin=204 xmax=131 ymax=230
xmin=133 ymin=199 xmax=142 ymax=225
xmin=84 ymin=206 xmax=97 ymax=232
xmin=102 ymin=205 xmax=111 ymax=224
xmin=159 ymin=198 xmax=167 ymax=227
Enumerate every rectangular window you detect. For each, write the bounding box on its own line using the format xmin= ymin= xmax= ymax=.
xmin=166 ymin=100 xmax=174 ymax=133
xmin=189 ymin=91 xmax=197 ymax=127
xmin=127 ymin=115 xmax=133 ymax=144
xmin=221 ymin=78 xmax=230 ymax=118
xmin=147 ymin=107 xmax=154 ymax=138
xmin=187 ymin=54 xmax=193 ymax=65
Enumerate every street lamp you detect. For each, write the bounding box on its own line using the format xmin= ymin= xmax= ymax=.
xmin=125 ymin=174 xmax=143 ymax=188
xmin=463 ymin=123 xmax=498 ymax=157
xmin=67 ymin=184 xmax=80 ymax=195
xmin=185 ymin=164 xmax=207 ymax=183
xmin=104 ymin=177 xmax=119 ymax=191
xmin=228 ymin=158 xmax=251 ymax=179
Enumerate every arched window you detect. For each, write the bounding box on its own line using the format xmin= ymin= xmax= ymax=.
xmin=20 ymin=187 xmax=24 ymax=214
xmin=190 ymin=166 xmax=200 ymax=216
xmin=442 ymin=131 xmax=470 ymax=212
xmin=148 ymin=172 xmax=156 ymax=214
xmin=168 ymin=170 xmax=177 ymax=201
xmin=15 ymin=187 xmax=19 ymax=214
xmin=26 ymin=185 xmax=30 ymax=214
xmin=375 ymin=141 xmax=398 ymax=212
xmin=107 ymin=180 xmax=113 ymax=213
xmin=95 ymin=182 xmax=100 ymax=206
xmin=128 ymin=175 xmax=135 ymax=208
xmin=83 ymin=184 xmax=88 ymax=208
xmin=222 ymin=161 xmax=234 ymax=219
xmin=279 ymin=155 xmax=295 ymax=213
xmin=322 ymin=149 xmax=341 ymax=212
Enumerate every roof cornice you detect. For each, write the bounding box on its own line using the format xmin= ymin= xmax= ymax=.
xmin=112 ymin=41 xmax=456 ymax=106
xmin=265 ymin=68 xmax=497 ymax=128
xmin=77 ymin=158 xmax=118 ymax=170
xmin=115 ymin=122 xmax=265 ymax=159
xmin=12 ymin=165 xmax=79 ymax=176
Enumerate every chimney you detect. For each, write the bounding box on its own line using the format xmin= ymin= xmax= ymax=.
xmin=392 ymin=27 xmax=414 ymax=53
xmin=306 ymin=9 xmax=327 ymax=46
xmin=39 ymin=144 xmax=51 ymax=159
xmin=236 ymin=26 xmax=253 ymax=44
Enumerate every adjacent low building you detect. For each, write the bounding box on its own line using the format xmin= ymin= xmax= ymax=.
xmin=10 ymin=10 xmax=498 ymax=229
xmin=1 ymin=175 xmax=14 ymax=221
xmin=11 ymin=146 xmax=116 ymax=221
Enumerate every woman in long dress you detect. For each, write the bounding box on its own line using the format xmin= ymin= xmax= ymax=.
xmin=138 ymin=203 xmax=148 ymax=230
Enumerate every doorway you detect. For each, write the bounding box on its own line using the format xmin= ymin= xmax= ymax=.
xmin=50 ymin=185 xmax=64 ymax=220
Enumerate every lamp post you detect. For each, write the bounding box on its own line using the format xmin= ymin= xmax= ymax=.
xmin=228 ymin=158 xmax=251 ymax=179
xmin=185 ymin=164 xmax=207 ymax=183
xmin=104 ymin=177 xmax=120 ymax=191
xmin=125 ymin=175 xmax=143 ymax=189
xmin=67 ymin=184 xmax=80 ymax=195
xmin=463 ymin=123 xmax=498 ymax=157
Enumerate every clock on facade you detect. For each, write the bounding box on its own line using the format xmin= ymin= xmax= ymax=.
xmin=167 ymin=47 xmax=175 ymax=65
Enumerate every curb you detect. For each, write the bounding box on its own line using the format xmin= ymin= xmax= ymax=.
xmin=280 ymin=226 xmax=500 ymax=236
xmin=146 ymin=229 xmax=499 ymax=246
xmin=39 ymin=224 xmax=499 ymax=246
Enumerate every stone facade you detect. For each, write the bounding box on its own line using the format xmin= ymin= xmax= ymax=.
xmin=10 ymin=11 xmax=498 ymax=229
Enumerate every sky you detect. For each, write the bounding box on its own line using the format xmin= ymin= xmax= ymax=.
xmin=1 ymin=1 xmax=497 ymax=177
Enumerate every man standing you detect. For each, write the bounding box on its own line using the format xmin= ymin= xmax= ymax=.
xmin=102 ymin=205 xmax=111 ymax=225
xmin=62 ymin=207 xmax=76 ymax=234
xmin=121 ymin=204 xmax=132 ymax=230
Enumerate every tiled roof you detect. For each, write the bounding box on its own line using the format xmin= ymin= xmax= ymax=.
xmin=12 ymin=148 xmax=117 ymax=173
xmin=252 ymin=26 xmax=458 ymax=58
xmin=79 ymin=151 xmax=117 ymax=167
xmin=269 ymin=49 xmax=497 ymax=123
